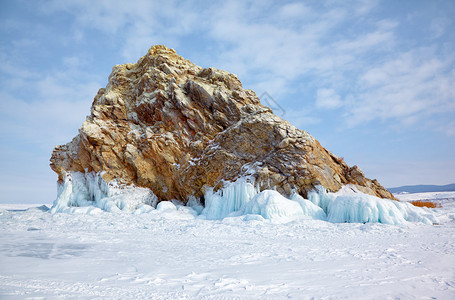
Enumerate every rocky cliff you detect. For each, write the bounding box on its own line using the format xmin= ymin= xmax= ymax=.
xmin=50 ymin=45 xmax=394 ymax=203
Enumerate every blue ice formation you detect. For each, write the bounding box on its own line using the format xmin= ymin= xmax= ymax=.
xmin=243 ymin=190 xmax=308 ymax=221
xmin=308 ymin=185 xmax=437 ymax=225
xmin=201 ymin=178 xmax=257 ymax=219
xmin=289 ymin=193 xmax=327 ymax=221
xmin=200 ymin=179 xmax=437 ymax=225
xmin=201 ymin=178 xmax=329 ymax=222
xmin=50 ymin=172 xmax=437 ymax=225
xmin=50 ymin=172 xmax=157 ymax=213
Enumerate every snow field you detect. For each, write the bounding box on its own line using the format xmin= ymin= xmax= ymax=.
xmin=1 ymin=201 xmax=454 ymax=299
xmin=395 ymin=191 xmax=455 ymax=209
xmin=2 ymin=172 xmax=447 ymax=298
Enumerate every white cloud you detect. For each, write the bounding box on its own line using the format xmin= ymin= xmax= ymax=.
xmin=430 ymin=17 xmax=450 ymax=39
xmin=316 ymin=89 xmax=343 ymax=109
xmin=345 ymin=48 xmax=455 ymax=127
xmin=333 ymin=21 xmax=397 ymax=53
xmin=354 ymin=0 xmax=379 ymax=16
xmin=44 ymin=0 xmax=203 ymax=62
xmin=278 ymin=2 xmax=309 ymax=19
xmin=283 ymin=108 xmax=321 ymax=129
xmin=0 ymin=88 xmax=94 ymax=147
xmin=0 ymin=54 xmax=101 ymax=147
xmin=45 ymin=0 xmax=153 ymax=34
xmin=442 ymin=121 xmax=455 ymax=136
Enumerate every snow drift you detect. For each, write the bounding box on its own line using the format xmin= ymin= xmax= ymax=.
xmin=51 ymin=172 xmax=437 ymax=225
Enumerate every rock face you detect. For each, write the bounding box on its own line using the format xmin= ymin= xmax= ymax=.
xmin=50 ymin=45 xmax=394 ymax=203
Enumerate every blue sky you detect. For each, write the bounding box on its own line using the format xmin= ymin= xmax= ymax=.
xmin=1 ymin=0 xmax=454 ymax=204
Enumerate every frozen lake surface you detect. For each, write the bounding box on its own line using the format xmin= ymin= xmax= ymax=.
xmin=1 ymin=195 xmax=454 ymax=299
xmin=395 ymin=191 xmax=455 ymax=205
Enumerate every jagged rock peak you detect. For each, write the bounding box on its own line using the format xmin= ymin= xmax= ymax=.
xmin=50 ymin=44 xmax=394 ymax=203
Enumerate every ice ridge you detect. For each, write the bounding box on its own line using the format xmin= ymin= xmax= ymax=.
xmin=50 ymin=173 xmax=438 ymax=225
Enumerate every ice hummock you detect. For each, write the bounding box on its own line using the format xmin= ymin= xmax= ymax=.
xmin=243 ymin=190 xmax=306 ymax=221
xmin=50 ymin=172 xmax=158 ymax=213
xmin=50 ymin=173 xmax=437 ymax=225
xmin=308 ymin=185 xmax=438 ymax=225
xmin=201 ymin=178 xmax=257 ymax=219
xmin=289 ymin=192 xmax=327 ymax=221
xmin=200 ymin=180 xmax=437 ymax=224
xmin=201 ymin=178 xmax=330 ymax=222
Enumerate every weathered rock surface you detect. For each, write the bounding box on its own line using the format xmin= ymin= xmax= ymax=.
xmin=50 ymin=45 xmax=394 ymax=203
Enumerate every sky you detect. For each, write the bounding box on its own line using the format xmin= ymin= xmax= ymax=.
xmin=0 ymin=0 xmax=454 ymax=204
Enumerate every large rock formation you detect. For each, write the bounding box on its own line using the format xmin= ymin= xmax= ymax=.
xmin=50 ymin=45 xmax=394 ymax=204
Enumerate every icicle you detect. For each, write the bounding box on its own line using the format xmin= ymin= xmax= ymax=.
xmin=50 ymin=171 xmax=158 ymax=213
xmin=202 ymin=177 xmax=257 ymax=220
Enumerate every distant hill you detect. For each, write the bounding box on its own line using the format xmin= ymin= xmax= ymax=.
xmin=388 ymin=183 xmax=455 ymax=194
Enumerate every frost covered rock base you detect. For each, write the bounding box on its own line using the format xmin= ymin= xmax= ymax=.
xmin=51 ymin=173 xmax=437 ymax=225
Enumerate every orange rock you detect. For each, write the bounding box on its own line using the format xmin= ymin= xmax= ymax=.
xmin=50 ymin=45 xmax=395 ymax=203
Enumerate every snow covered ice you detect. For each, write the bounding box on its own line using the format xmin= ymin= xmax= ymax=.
xmin=1 ymin=175 xmax=454 ymax=299
xmin=1 ymin=197 xmax=455 ymax=299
